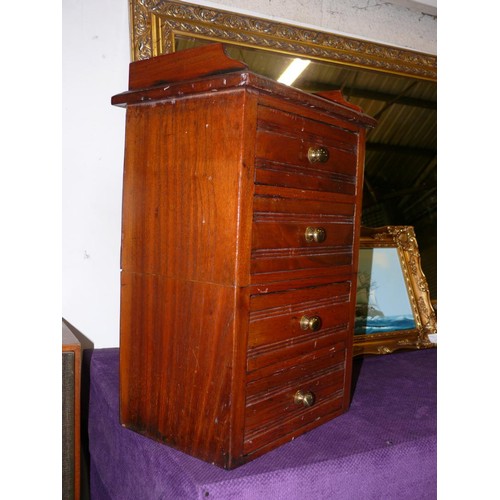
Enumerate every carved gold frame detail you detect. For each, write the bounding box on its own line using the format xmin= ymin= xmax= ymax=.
xmin=353 ymin=226 xmax=437 ymax=356
xmin=129 ymin=0 xmax=436 ymax=80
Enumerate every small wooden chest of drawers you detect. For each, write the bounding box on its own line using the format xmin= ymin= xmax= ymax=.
xmin=113 ymin=44 xmax=376 ymax=469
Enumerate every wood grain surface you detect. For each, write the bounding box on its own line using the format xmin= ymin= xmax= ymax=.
xmin=115 ymin=44 xmax=374 ymax=468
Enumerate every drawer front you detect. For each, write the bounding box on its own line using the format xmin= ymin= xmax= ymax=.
xmin=243 ymin=104 xmax=360 ymax=457
xmin=251 ymin=195 xmax=355 ymax=276
xmin=247 ymin=281 xmax=351 ymax=372
xmin=255 ymin=106 xmax=358 ymax=194
xmin=243 ymin=349 xmax=346 ymax=454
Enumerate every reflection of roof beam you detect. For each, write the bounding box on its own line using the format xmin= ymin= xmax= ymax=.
xmin=366 ymin=143 xmax=436 ymax=156
xmin=362 ymin=185 xmax=436 ymax=213
xmin=346 ymin=88 xmax=436 ymax=109
xmin=378 ymin=186 xmax=434 ymax=202
xmin=402 ymin=186 xmax=437 ymax=216
xmin=301 ymin=83 xmax=436 ymax=109
xmin=396 ymin=156 xmax=437 ymax=209
xmin=413 ymin=156 xmax=437 ymax=185
xmin=363 ymin=174 xmax=379 ymax=204
xmin=371 ymin=81 xmax=419 ymax=120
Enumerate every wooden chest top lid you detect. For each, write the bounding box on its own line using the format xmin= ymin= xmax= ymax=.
xmin=111 ymin=43 xmax=376 ymax=128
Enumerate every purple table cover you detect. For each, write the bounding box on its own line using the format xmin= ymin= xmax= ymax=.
xmin=86 ymin=348 xmax=436 ymax=499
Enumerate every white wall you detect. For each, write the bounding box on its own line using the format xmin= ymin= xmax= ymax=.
xmin=62 ymin=0 xmax=436 ymax=348
xmin=63 ymin=0 xmax=129 ymax=347
xmin=197 ymin=0 xmax=436 ymax=54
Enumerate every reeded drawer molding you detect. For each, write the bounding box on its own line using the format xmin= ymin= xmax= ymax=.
xmin=249 ymin=293 xmax=350 ymax=323
xmin=252 ymin=244 xmax=352 ymax=260
xmin=253 ymin=210 xmax=354 ymax=224
xmin=247 ymin=337 xmax=347 ymax=374
xmin=251 ymin=194 xmax=356 ymax=276
xmin=255 ymin=104 xmax=358 ymax=194
xmin=257 ymin=105 xmax=357 ymax=152
xmin=243 ymin=357 xmax=346 ymax=454
xmin=246 ymin=359 xmax=345 ymax=405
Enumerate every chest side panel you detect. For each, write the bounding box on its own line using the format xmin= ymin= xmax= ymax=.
xmin=119 ymin=89 xmax=257 ymax=467
xmin=121 ymin=91 xmax=251 ymax=286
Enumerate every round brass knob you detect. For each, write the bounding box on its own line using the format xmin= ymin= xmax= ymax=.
xmin=304 ymin=226 xmax=326 ymax=243
xmin=294 ymin=390 xmax=315 ymax=408
xmin=307 ymin=146 xmax=329 ymax=163
xmin=300 ymin=315 xmax=322 ymax=331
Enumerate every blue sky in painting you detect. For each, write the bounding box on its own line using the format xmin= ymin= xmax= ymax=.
xmin=358 ymin=248 xmax=413 ymax=317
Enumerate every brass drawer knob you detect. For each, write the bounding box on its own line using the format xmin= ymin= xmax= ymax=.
xmin=294 ymin=390 xmax=315 ymax=408
xmin=305 ymin=226 xmax=326 ymax=243
xmin=307 ymin=146 xmax=329 ymax=163
xmin=300 ymin=315 xmax=322 ymax=331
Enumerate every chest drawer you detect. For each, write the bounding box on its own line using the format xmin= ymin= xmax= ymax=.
xmin=244 ymin=348 xmax=346 ymax=454
xmin=251 ymin=195 xmax=355 ymax=277
xmin=248 ymin=281 xmax=351 ymax=371
xmin=255 ymin=105 xmax=358 ymax=194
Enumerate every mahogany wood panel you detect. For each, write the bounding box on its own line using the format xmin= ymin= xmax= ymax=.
xmin=247 ymin=341 xmax=347 ymax=381
xmin=121 ymin=91 xmax=253 ymax=285
xmin=254 ymin=105 xmax=357 ymax=194
xmin=252 ymin=194 xmax=356 ymax=217
xmin=128 ymin=43 xmax=247 ymax=90
xmin=252 ymin=220 xmax=354 ymax=251
xmin=248 ymin=282 xmax=351 ymax=349
xmin=254 ymin=157 xmax=356 ymax=194
xmin=251 ymin=195 xmax=355 ymax=275
xmin=120 ymin=271 xmax=241 ymax=465
xmin=244 ymin=361 xmax=345 ymax=454
xmin=248 ymin=333 xmax=348 ymax=373
xmin=114 ymin=44 xmax=375 ymax=469
xmin=257 ymin=104 xmax=357 ymax=150
xmin=113 ymin=70 xmax=377 ymax=131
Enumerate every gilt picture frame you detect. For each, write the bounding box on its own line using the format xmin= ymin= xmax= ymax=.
xmin=128 ymin=0 xmax=436 ymax=81
xmin=353 ymin=226 xmax=436 ymax=356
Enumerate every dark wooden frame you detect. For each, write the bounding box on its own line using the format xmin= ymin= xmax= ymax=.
xmin=62 ymin=322 xmax=81 ymax=500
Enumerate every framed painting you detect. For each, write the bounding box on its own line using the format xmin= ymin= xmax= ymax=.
xmin=353 ymin=226 xmax=437 ymax=356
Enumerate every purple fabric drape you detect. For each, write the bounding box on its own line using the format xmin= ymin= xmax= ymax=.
xmin=86 ymin=348 xmax=436 ymax=499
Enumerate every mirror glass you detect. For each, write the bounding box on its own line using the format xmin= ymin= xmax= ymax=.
xmin=174 ymin=36 xmax=437 ymax=300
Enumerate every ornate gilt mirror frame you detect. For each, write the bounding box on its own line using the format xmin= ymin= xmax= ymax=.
xmin=354 ymin=226 xmax=436 ymax=356
xmin=128 ymin=0 xmax=436 ymax=81
xmin=128 ymin=0 xmax=437 ymax=357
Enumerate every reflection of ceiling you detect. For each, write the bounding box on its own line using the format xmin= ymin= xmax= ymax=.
xmin=222 ymin=45 xmax=436 ymax=224
xmin=176 ymin=39 xmax=437 ymax=234
xmin=171 ymin=38 xmax=437 ymax=297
